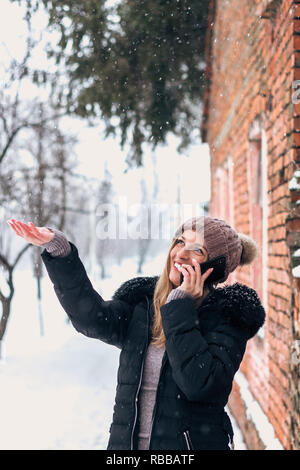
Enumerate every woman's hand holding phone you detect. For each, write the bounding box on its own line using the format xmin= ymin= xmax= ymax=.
xmin=177 ymin=258 xmax=213 ymax=299
xmin=6 ymin=219 xmax=54 ymax=246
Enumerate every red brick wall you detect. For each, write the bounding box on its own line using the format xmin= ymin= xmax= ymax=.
xmin=201 ymin=0 xmax=300 ymax=449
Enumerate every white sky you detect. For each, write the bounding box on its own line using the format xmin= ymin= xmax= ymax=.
xmin=0 ymin=0 xmax=211 ymax=210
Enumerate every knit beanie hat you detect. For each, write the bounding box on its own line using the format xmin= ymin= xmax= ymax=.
xmin=173 ymin=216 xmax=259 ymax=283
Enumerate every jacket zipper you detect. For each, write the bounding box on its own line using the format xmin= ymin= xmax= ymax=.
xmin=183 ymin=430 xmax=194 ymax=450
xmin=130 ymin=296 xmax=150 ymax=450
xmin=148 ymin=351 xmax=168 ymax=449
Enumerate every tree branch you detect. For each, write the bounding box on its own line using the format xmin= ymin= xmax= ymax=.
xmin=12 ymin=242 xmax=32 ymax=270
xmin=0 ymin=112 xmax=67 ymax=165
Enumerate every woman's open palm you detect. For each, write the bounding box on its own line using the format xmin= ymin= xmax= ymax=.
xmin=7 ymin=219 xmax=54 ymax=246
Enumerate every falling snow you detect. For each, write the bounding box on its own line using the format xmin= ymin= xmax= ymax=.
xmin=0 ymin=256 xmax=246 ymax=450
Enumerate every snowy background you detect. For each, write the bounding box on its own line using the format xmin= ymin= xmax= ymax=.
xmin=0 ymin=251 xmax=246 ymax=450
xmin=0 ymin=0 xmax=247 ymax=451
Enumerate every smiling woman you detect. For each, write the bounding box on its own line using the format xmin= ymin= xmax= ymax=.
xmin=7 ymin=215 xmax=265 ymax=450
xmin=170 ymin=231 xmax=209 ymax=275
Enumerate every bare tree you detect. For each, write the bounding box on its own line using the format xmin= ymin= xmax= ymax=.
xmin=0 ymin=119 xmax=79 ymax=354
xmin=136 ymin=178 xmax=152 ymax=274
xmin=136 ymin=154 xmax=160 ymax=274
xmin=95 ymin=164 xmax=114 ymax=280
xmin=0 ymin=58 xmax=80 ymax=353
xmin=0 ymin=49 xmax=65 ymax=171
xmin=0 ymin=238 xmax=32 ymax=358
xmin=21 ymin=104 xmax=78 ymax=335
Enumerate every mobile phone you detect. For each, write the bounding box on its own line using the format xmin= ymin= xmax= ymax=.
xmin=179 ymin=255 xmax=226 ymax=284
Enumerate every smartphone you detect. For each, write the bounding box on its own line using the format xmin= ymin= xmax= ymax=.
xmin=179 ymin=255 xmax=226 ymax=284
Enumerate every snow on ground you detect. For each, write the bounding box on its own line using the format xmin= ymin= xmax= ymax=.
xmin=0 ymin=251 xmax=246 ymax=450
xmin=0 ymin=333 xmax=118 ymax=450
xmin=226 ymin=407 xmax=247 ymax=450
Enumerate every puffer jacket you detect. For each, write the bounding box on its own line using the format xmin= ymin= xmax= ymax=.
xmin=41 ymin=241 xmax=266 ymax=450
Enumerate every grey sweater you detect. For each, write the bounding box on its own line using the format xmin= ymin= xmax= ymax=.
xmin=41 ymin=229 xmax=192 ymax=450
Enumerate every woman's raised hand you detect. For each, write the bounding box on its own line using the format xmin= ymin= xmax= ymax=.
xmin=177 ymin=258 xmax=214 ymax=299
xmin=6 ymin=219 xmax=54 ymax=246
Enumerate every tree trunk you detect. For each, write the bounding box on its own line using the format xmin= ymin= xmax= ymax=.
xmin=99 ymin=261 xmax=106 ymax=279
xmin=137 ymin=237 xmax=151 ymax=274
xmin=34 ymin=254 xmax=44 ymax=337
xmin=36 ymin=276 xmax=44 ymax=337
xmin=0 ymin=299 xmax=11 ymax=360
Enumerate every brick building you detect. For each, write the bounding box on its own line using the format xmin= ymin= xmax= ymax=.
xmin=201 ymin=0 xmax=300 ymax=450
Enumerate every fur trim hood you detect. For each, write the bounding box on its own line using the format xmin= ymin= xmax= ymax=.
xmin=201 ymin=282 xmax=266 ymax=338
xmin=112 ymin=275 xmax=160 ymax=306
xmin=112 ymin=275 xmax=266 ymax=338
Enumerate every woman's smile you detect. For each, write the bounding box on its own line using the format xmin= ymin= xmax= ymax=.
xmin=169 ymin=229 xmax=208 ymax=286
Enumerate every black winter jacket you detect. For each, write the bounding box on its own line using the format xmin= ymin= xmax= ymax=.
xmin=41 ymin=242 xmax=266 ymax=450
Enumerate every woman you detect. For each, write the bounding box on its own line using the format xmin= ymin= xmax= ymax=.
xmin=7 ymin=216 xmax=266 ymax=450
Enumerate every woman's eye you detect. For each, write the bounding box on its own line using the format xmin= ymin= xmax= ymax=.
xmin=176 ymin=239 xmax=203 ymax=254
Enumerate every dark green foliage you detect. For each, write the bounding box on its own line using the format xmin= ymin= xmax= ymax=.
xmin=12 ymin=0 xmax=210 ymax=166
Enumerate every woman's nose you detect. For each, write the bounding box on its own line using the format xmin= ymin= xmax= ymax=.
xmin=177 ymin=247 xmax=190 ymax=259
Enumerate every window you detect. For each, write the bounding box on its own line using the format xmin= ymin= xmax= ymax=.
xmin=248 ymin=116 xmax=269 ymax=337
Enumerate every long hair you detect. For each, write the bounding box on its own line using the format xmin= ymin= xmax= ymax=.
xmin=151 ymin=238 xmax=178 ymax=348
xmin=151 ymin=226 xmax=217 ymax=348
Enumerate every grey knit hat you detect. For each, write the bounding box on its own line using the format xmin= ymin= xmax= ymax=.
xmin=173 ymin=216 xmax=259 ymax=283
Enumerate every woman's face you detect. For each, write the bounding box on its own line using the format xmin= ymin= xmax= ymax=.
xmin=169 ymin=229 xmax=209 ymax=287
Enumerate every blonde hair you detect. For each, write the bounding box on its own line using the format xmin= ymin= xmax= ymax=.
xmin=151 ymin=238 xmax=177 ymax=348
